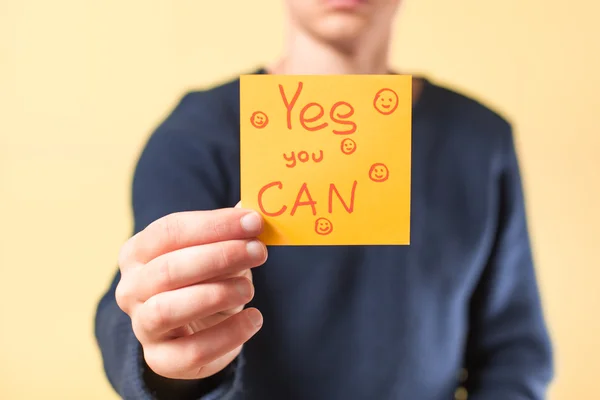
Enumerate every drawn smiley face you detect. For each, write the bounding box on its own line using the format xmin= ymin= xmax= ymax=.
xmin=373 ymin=88 xmax=399 ymax=115
xmin=369 ymin=163 xmax=389 ymax=182
xmin=340 ymin=138 xmax=357 ymax=155
xmin=315 ymin=217 xmax=333 ymax=235
xmin=250 ymin=111 xmax=269 ymax=128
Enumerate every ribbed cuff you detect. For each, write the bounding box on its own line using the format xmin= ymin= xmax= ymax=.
xmin=121 ymin=328 xmax=245 ymax=400
xmin=202 ymin=352 xmax=246 ymax=400
xmin=119 ymin=329 xmax=155 ymax=400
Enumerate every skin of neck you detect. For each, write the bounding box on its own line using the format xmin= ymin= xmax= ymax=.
xmin=269 ymin=20 xmax=392 ymax=75
xmin=268 ymin=13 xmax=424 ymax=102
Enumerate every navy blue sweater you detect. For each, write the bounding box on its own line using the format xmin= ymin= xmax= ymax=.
xmin=95 ymin=68 xmax=553 ymax=400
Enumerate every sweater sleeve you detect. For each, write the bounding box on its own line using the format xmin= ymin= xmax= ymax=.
xmin=463 ymin=129 xmax=554 ymax=399
xmin=94 ymin=93 xmax=244 ymax=399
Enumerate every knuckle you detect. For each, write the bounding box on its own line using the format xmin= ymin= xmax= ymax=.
xmin=159 ymin=213 xmax=184 ymax=247
xmin=143 ymin=350 xmax=160 ymax=374
xmin=143 ymin=347 xmax=172 ymax=378
xmin=130 ymin=312 xmax=146 ymax=343
xmin=154 ymin=257 xmax=174 ymax=291
xmin=115 ymin=279 xmax=133 ymax=313
xmin=143 ymin=296 xmax=169 ymax=333
xmin=209 ymin=215 xmax=231 ymax=242
xmin=216 ymin=241 xmax=232 ymax=269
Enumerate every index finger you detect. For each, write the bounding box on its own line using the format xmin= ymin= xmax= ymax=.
xmin=122 ymin=207 xmax=263 ymax=264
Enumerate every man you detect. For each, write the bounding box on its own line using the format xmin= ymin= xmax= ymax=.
xmin=95 ymin=0 xmax=554 ymax=399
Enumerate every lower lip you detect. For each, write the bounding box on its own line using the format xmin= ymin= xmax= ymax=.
xmin=325 ymin=0 xmax=366 ymax=9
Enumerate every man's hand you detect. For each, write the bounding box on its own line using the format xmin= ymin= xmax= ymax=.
xmin=115 ymin=206 xmax=267 ymax=380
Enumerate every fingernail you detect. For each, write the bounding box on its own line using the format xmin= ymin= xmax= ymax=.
xmin=236 ymin=280 xmax=252 ymax=298
xmin=246 ymin=240 xmax=266 ymax=260
xmin=246 ymin=309 xmax=263 ymax=328
xmin=240 ymin=212 xmax=262 ymax=233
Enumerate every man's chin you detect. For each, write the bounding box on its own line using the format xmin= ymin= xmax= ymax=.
xmin=311 ymin=18 xmax=369 ymax=49
xmin=316 ymin=30 xmax=370 ymax=52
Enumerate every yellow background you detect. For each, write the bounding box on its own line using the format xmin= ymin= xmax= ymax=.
xmin=0 ymin=0 xmax=598 ymax=399
xmin=240 ymin=75 xmax=412 ymax=245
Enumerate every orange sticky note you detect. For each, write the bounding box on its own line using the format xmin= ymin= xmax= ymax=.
xmin=240 ymin=74 xmax=412 ymax=245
